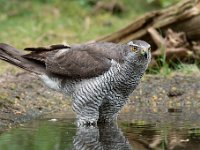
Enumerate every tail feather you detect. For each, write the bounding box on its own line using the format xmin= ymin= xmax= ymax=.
xmin=0 ymin=43 xmax=46 ymax=74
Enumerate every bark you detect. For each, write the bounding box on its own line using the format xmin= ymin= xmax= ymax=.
xmin=95 ymin=0 xmax=200 ymax=67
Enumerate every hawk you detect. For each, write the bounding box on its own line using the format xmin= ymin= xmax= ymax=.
xmin=0 ymin=40 xmax=151 ymax=126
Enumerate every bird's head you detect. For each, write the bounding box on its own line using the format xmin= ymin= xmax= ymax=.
xmin=127 ymin=40 xmax=151 ymax=65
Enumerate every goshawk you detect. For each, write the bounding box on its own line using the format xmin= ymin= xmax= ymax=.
xmin=0 ymin=40 xmax=151 ymax=126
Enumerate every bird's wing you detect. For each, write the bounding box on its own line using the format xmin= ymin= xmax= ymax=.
xmin=24 ymin=44 xmax=70 ymax=51
xmin=23 ymin=42 xmax=129 ymax=78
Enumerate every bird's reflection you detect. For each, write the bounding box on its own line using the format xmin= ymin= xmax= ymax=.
xmin=72 ymin=123 xmax=133 ymax=150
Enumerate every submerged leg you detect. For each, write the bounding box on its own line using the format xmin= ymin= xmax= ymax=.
xmin=73 ymin=95 xmax=102 ymax=127
xmin=98 ymin=95 xmax=128 ymax=124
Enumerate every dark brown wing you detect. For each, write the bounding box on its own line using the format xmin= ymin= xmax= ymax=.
xmin=24 ymin=44 xmax=70 ymax=51
xmin=24 ymin=44 xmax=70 ymax=62
xmin=23 ymin=42 xmax=129 ymax=78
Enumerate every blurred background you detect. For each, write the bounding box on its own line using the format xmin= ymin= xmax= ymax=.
xmin=1 ymin=0 xmax=188 ymax=74
xmin=0 ymin=0 xmax=179 ymax=48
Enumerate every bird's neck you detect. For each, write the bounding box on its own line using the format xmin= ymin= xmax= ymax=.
xmin=122 ymin=58 xmax=148 ymax=77
xmin=113 ymin=59 xmax=147 ymax=96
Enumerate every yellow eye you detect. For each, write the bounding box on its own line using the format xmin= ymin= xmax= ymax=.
xmin=131 ymin=46 xmax=137 ymax=52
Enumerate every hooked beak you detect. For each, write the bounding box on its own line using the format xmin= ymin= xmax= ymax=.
xmin=140 ymin=48 xmax=149 ymax=59
xmin=141 ymin=48 xmax=148 ymax=55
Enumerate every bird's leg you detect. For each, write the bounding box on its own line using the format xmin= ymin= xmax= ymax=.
xmin=76 ymin=115 xmax=98 ymax=127
xmin=73 ymin=103 xmax=100 ymax=127
xmin=98 ymin=97 xmax=128 ymax=124
xmin=98 ymin=114 xmax=117 ymax=124
xmin=72 ymin=92 xmax=102 ymax=127
xmin=98 ymin=109 xmax=118 ymax=124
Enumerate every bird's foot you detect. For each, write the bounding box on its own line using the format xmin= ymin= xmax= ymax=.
xmin=98 ymin=115 xmax=117 ymax=125
xmin=77 ymin=118 xmax=97 ymax=127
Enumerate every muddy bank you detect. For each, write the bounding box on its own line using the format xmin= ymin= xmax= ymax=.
xmin=121 ymin=71 xmax=200 ymax=124
xmin=0 ymin=70 xmax=200 ymax=131
xmin=0 ymin=72 xmax=73 ymax=132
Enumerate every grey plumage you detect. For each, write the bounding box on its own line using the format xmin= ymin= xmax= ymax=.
xmin=0 ymin=40 xmax=151 ymax=126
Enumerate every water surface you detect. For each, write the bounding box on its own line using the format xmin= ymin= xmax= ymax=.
xmin=0 ymin=114 xmax=199 ymax=150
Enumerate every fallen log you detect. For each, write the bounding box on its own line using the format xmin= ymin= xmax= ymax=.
xmin=95 ymin=0 xmax=200 ymax=67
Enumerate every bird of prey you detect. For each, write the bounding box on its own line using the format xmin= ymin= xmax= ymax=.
xmin=0 ymin=40 xmax=151 ymax=126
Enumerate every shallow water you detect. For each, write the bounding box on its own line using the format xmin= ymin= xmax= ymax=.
xmin=0 ymin=114 xmax=199 ymax=150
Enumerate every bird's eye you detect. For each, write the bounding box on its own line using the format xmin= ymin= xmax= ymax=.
xmin=131 ymin=46 xmax=137 ymax=52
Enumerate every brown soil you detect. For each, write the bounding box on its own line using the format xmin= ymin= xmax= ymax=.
xmin=0 ymin=71 xmax=72 ymax=131
xmin=120 ymin=71 xmax=200 ymax=124
xmin=0 ymin=70 xmax=199 ymax=131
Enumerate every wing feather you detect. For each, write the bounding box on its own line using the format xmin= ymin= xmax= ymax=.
xmin=24 ymin=44 xmax=70 ymax=51
xmin=23 ymin=42 xmax=129 ymax=78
